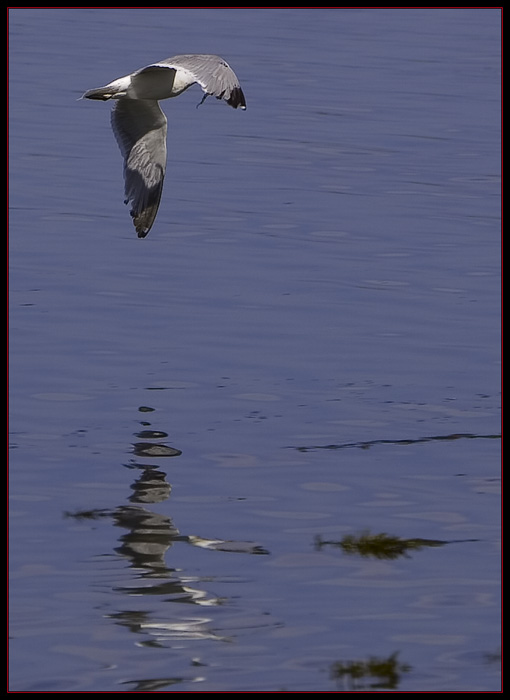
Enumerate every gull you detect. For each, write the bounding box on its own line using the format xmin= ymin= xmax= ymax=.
xmin=83 ymin=54 xmax=246 ymax=238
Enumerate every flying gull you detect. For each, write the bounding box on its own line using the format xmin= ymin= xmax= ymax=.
xmin=83 ymin=54 xmax=246 ymax=238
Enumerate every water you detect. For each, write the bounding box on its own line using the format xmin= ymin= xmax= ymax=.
xmin=8 ymin=8 xmax=501 ymax=692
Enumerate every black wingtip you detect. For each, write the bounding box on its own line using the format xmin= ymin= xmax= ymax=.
xmin=130 ymin=207 xmax=154 ymax=238
xmin=227 ymin=86 xmax=246 ymax=110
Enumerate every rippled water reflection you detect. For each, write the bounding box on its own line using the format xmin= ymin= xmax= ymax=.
xmin=9 ymin=7 xmax=500 ymax=691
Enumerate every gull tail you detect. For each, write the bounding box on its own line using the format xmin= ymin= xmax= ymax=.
xmin=82 ymin=86 xmax=116 ymax=101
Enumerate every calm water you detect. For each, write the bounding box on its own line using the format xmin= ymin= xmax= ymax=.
xmin=9 ymin=8 xmax=501 ymax=692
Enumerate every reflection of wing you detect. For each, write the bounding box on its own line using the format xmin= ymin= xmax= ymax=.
xmin=142 ymin=54 xmax=246 ymax=109
xmin=111 ymin=99 xmax=167 ymax=238
xmin=187 ymin=535 xmax=270 ymax=555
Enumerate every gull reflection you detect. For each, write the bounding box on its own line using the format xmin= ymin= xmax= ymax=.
xmin=112 ymin=504 xmax=181 ymax=576
xmin=188 ymin=534 xmax=269 ymax=555
xmin=140 ymin=618 xmax=231 ymax=643
xmin=64 ymin=403 xmax=271 ymax=670
xmin=132 ymin=442 xmax=182 ymax=458
xmin=128 ymin=466 xmax=171 ymax=504
xmin=108 ymin=610 xmax=229 ymax=646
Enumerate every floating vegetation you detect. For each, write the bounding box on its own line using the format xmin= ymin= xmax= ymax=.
xmin=330 ymin=651 xmax=411 ymax=690
xmin=483 ymin=649 xmax=502 ymax=665
xmin=315 ymin=530 xmax=448 ymax=560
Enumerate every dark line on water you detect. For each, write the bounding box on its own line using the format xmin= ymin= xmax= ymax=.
xmin=292 ymin=432 xmax=501 ymax=453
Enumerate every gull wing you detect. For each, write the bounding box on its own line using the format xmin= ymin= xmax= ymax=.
xmin=111 ymin=99 xmax=167 ymax=238
xmin=141 ymin=54 xmax=246 ymax=109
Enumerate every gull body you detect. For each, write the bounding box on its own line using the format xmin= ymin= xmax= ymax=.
xmin=83 ymin=54 xmax=246 ymax=237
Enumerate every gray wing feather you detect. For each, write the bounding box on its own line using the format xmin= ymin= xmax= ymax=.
xmin=148 ymin=54 xmax=246 ymax=109
xmin=111 ymin=99 xmax=167 ymax=238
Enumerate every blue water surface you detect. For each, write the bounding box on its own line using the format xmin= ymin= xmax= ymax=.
xmin=9 ymin=7 xmax=501 ymax=692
